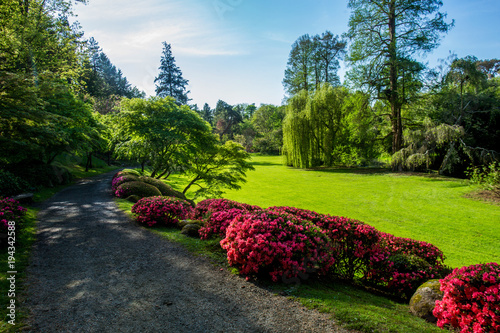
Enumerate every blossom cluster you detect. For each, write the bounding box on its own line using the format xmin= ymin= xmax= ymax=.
xmin=220 ymin=209 xmax=335 ymax=282
xmin=433 ymin=263 xmax=500 ymax=332
xmin=196 ymin=199 xmax=261 ymax=240
xmin=192 ymin=198 xmax=260 ymax=220
xmin=194 ymin=201 xmax=451 ymax=300
xmin=111 ymin=174 xmax=139 ymax=196
xmin=131 ymin=196 xmax=193 ymax=227
xmin=0 ymin=197 xmax=27 ymax=232
xmin=268 ymin=206 xmax=382 ymax=281
xmin=366 ymin=232 xmax=450 ymax=298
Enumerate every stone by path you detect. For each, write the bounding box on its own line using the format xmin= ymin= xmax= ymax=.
xmin=24 ymin=172 xmax=350 ymax=332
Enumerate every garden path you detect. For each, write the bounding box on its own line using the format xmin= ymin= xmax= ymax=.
xmin=24 ymin=171 xmax=349 ymax=332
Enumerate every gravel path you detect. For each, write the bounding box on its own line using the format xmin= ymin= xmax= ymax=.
xmin=24 ymin=172 xmax=350 ymax=332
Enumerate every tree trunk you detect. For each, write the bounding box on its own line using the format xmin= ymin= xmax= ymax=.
xmin=85 ymin=152 xmax=92 ymax=172
xmin=388 ymin=0 xmax=402 ymax=155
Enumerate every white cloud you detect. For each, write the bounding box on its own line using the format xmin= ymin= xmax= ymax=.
xmin=74 ymin=0 xmax=247 ymax=60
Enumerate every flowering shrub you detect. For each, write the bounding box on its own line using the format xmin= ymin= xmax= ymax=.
xmin=192 ymin=198 xmax=260 ymax=220
xmin=366 ymin=233 xmax=450 ymax=299
xmin=195 ymin=199 xmax=260 ymax=239
xmin=131 ymin=196 xmax=193 ymax=227
xmin=199 ymin=208 xmax=246 ymax=239
xmin=324 ymin=216 xmax=382 ymax=281
xmin=267 ymin=206 xmax=382 ymax=281
xmin=433 ymin=263 xmax=500 ymax=332
xmin=0 ymin=197 xmax=27 ymax=233
xmin=115 ymin=181 xmax=161 ymax=199
xmin=220 ymin=209 xmax=335 ymax=282
xmin=111 ymin=175 xmax=140 ymax=193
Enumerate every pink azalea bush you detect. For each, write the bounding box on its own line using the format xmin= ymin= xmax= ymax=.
xmin=192 ymin=198 xmax=260 ymax=220
xmin=220 ymin=209 xmax=335 ymax=282
xmin=0 ymin=197 xmax=27 ymax=233
xmin=131 ymin=196 xmax=193 ymax=227
xmin=366 ymin=232 xmax=450 ymax=299
xmin=199 ymin=208 xmax=246 ymax=239
xmin=111 ymin=175 xmax=139 ymax=194
xmin=433 ymin=263 xmax=500 ymax=332
xmin=194 ymin=199 xmax=261 ymax=239
xmin=268 ymin=206 xmax=382 ymax=281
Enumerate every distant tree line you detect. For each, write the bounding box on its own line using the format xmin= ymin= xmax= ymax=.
xmin=280 ymin=0 xmax=499 ymax=177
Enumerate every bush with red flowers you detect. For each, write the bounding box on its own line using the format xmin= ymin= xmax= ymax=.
xmin=433 ymin=262 xmax=500 ymax=332
xmin=0 ymin=197 xmax=27 ymax=233
xmin=366 ymin=232 xmax=450 ymax=299
xmin=195 ymin=199 xmax=260 ymax=239
xmin=199 ymin=208 xmax=246 ymax=239
xmin=192 ymin=198 xmax=260 ymax=220
xmin=268 ymin=206 xmax=382 ymax=281
xmin=220 ymin=209 xmax=335 ymax=282
xmin=131 ymin=196 xmax=193 ymax=227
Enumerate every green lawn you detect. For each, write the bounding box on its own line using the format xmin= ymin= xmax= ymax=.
xmin=217 ymin=154 xmax=499 ymax=269
xmin=117 ymin=157 xmax=499 ymax=333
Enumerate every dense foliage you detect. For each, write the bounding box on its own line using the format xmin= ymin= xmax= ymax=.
xmin=0 ymin=170 xmax=32 ymax=197
xmin=283 ymin=84 xmax=377 ymax=167
xmin=283 ymin=31 xmax=346 ymax=96
xmin=433 ymin=263 xmax=500 ymax=332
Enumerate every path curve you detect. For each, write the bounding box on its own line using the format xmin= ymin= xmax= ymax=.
xmin=24 ymin=171 xmax=349 ymax=332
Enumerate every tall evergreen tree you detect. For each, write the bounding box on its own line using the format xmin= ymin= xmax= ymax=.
xmin=283 ymin=34 xmax=315 ymax=96
xmin=154 ymin=42 xmax=189 ymax=105
xmin=201 ymin=103 xmax=214 ymax=125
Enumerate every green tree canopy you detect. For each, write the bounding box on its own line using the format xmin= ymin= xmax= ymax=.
xmin=283 ymin=32 xmax=346 ymax=97
xmin=113 ymin=96 xmax=213 ymax=178
xmin=347 ymin=0 xmax=454 ymax=156
xmin=283 ymin=84 xmax=376 ymax=168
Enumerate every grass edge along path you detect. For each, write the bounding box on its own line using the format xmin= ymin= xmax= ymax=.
xmin=115 ymin=197 xmax=443 ymax=333
xmin=0 ymin=163 xmax=119 ymax=333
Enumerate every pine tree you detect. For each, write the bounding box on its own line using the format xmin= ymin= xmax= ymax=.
xmin=154 ymin=42 xmax=190 ymax=105
xmin=283 ymin=32 xmax=346 ymax=97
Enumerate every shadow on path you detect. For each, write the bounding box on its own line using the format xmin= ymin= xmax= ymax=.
xmin=25 ymin=172 xmax=345 ymax=333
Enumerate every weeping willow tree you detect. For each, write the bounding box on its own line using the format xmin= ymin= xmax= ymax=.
xmin=283 ymin=84 xmax=371 ymax=168
xmin=283 ymin=90 xmax=311 ymax=168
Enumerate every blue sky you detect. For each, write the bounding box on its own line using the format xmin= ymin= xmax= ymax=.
xmin=73 ymin=0 xmax=500 ymax=109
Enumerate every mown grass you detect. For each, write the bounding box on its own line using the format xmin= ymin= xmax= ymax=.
xmin=215 ymin=154 xmax=499 ymax=269
xmin=105 ymin=156 xmax=500 ymax=332
xmin=0 ymin=159 xmax=119 ymax=332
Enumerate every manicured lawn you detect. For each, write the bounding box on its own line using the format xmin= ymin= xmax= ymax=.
xmin=218 ymin=155 xmax=499 ymax=269
xmin=117 ymin=157 xmax=499 ymax=333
